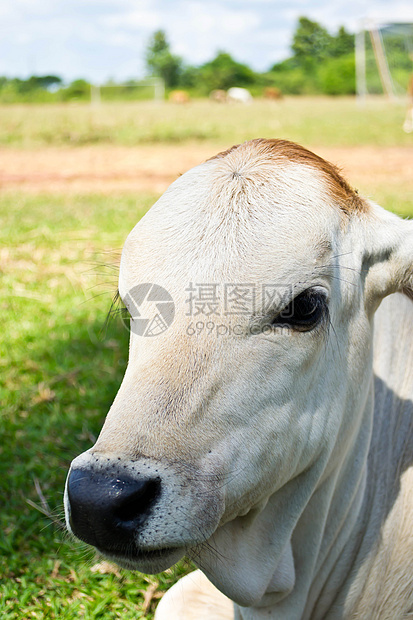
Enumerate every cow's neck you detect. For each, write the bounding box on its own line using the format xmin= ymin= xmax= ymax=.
xmin=315 ymin=295 xmax=413 ymax=619
xmin=191 ymin=384 xmax=375 ymax=618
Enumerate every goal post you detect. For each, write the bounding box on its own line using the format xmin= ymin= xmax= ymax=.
xmin=356 ymin=20 xmax=413 ymax=101
xmin=355 ymin=27 xmax=367 ymax=100
xmin=90 ymin=77 xmax=165 ymax=105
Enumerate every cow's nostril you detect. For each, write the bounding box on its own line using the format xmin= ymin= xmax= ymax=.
xmin=67 ymin=468 xmax=161 ymax=550
xmin=113 ymin=478 xmax=160 ymax=523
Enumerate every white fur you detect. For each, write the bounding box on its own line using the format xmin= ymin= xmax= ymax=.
xmin=65 ymin=140 xmax=413 ymax=619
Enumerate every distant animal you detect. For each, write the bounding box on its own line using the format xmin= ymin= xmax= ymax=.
xmin=263 ymin=86 xmax=283 ymax=100
xmin=209 ymin=89 xmax=227 ymax=103
xmin=65 ymin=138 xmax=413 ymax=619
xmin=226 ymin=87 xmax=253 ymax=104
xmin=168 ymin=90 xmax=190 ymax=104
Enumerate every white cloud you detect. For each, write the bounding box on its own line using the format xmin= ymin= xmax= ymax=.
xmin=99 ymin=8 xmax=160 ymax=30
xmin=1 ymin=0 xmax=412 ymax=81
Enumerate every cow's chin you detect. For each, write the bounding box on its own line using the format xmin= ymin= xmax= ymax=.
xmin=99 ymin=546 xmax=186 ymax=574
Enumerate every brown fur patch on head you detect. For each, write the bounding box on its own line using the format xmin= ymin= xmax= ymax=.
xmin=209 ymin=138 xmax=368 ymax=216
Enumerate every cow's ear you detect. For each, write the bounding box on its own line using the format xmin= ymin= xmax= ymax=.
xmin=361 ymin=203 xmax=413 ymax=313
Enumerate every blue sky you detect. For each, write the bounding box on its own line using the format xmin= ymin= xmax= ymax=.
xmin=3 ymin=0 xmax=413 ymax=82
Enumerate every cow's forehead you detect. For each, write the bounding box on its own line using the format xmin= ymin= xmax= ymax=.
xmin=120 ymin=140 xmax=360 ymax=296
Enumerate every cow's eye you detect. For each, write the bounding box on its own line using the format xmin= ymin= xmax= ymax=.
xmin=272 ymin=289 xmax=327 ymax=331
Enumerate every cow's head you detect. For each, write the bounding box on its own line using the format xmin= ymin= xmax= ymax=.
xmin=64 ymin=140 xmax=413 ymax=606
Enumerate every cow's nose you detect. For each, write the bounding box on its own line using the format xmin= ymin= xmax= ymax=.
xmin=67 ymin=468 xmax=161 ymax=550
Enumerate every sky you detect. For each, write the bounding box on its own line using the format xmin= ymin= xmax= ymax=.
xmin=2 ymin=0 xmax=413 ymax=83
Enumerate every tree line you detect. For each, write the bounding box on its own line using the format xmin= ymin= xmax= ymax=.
xmin=146 ymin=18 xmax=356 ymax=96
xmin=1 ymin=17 xmax=411 ymax=102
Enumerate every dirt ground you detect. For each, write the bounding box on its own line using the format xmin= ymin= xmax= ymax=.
xmin=0 ymin=144 xmax=412 ymax=195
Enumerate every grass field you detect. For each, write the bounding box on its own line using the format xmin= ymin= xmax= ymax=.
xmin=0 ymin=97 xmax=412 ymax=148
xmin=1 ymin=97 xmax=412 ymax=619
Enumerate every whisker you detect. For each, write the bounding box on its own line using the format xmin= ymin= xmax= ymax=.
xmin=315 ymin=263 xmax=362 ymax=275
xmin=315 ymin=271 xmax=359 ymax=287
xmin=78 ymin=290 xmax=116 ymax=306
xmin=101 ymin=289 xmax=130 ymax=337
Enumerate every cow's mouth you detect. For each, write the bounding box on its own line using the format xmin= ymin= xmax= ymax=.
xmin=98 ymin=544 xmax=185 ymax=572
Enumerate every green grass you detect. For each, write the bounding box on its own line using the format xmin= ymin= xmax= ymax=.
xmin=371 ymin=188 xmax=413 ymax=218
xmin=0 ymin=97 xmax=411 ymax=148
xmin=0 ymin=193 xmax=193 ymax=619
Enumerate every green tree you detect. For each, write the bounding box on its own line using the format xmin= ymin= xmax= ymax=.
xmin=329 ymin=26 xmax=354 ymax=57
xmin=198 ymin=52 xmax=256 ymax=92
xmin=292 ymin=17 xmax=333 ymax=68
xmin=145 ymin=30 xmax=182 ymax=88
xmin=60 ymin=79 xmax=91 ymax=101
xmin=319 ymin=54 xmax=356 ymax=94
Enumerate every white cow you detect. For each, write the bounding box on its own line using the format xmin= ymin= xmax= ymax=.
xmin=65 ymin=139 xmax=413 ymax=619
xmin=227 ymin=87 xmax=253 ymax=104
